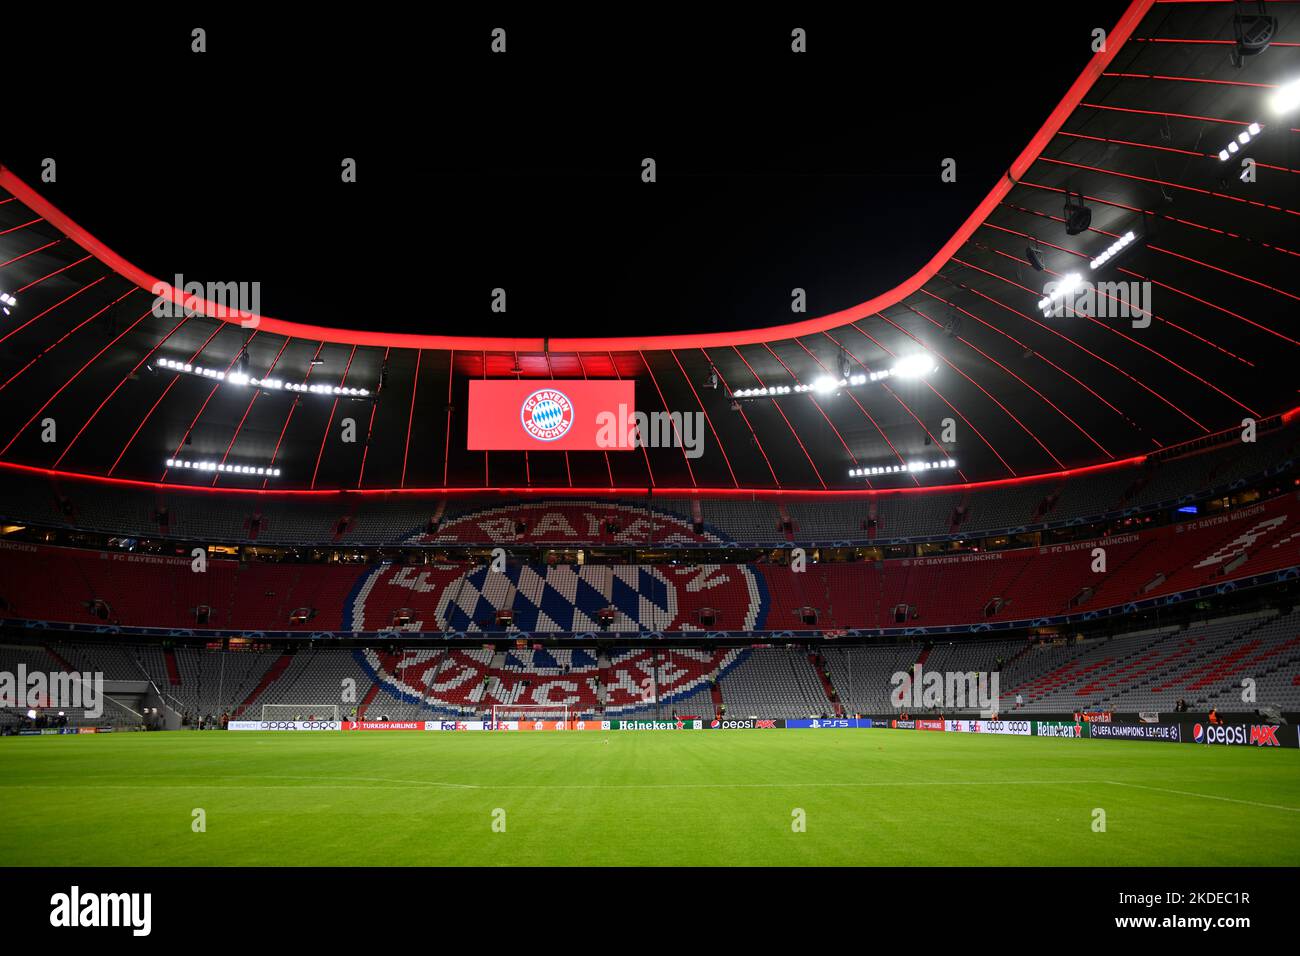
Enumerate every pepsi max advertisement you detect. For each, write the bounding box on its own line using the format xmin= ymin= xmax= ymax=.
xmin=1187 ymin=722 xmax=1298 ymax=748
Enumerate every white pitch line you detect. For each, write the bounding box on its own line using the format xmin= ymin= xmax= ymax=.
xmin=5 ymin=776 xmax=1107 ymax=791
xmin=7 ymin=770 xmax=1299 ymax=814
xmin=9 ymin=778 xmax=1298 ymax=811
xmin=1105 ymin=780 xmax=1300 ymax=813
xmin=10 ymin=774 xmax=1298 ymax=809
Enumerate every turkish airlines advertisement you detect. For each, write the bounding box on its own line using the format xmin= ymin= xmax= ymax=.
xmin=468 ymin=380 xmax=637 ymax=451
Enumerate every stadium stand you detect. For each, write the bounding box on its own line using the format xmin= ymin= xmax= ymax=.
xmin=8 ymin=603 xmax=1298 ymax=728
xmin=822 ymin=643 xmax=925 ymax=714
xmin=2 ymin=419 xmax=1297 ymax=733
xmin=717 ymin=647 xmax=834 ymax=717
xmin=997 ymin=610 xmax=1300 ymax=714
xmin=0 ymin=643 xmax=143 ymax=728
xmin=4 ymin=488 xmax=1295 ymax=633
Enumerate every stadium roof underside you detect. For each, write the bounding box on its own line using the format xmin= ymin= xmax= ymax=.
xmin=1 ymin=0 xmax=1298 ymax=496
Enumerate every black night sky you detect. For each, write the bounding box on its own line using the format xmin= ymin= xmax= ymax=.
xmin=7 ymin=5 xmax=1133 ymax=339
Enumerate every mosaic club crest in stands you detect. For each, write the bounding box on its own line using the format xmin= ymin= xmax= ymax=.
xmin=520 ymin=388 xmax=574 ymax=441
xmin=344 ymin=561 xmax=767 ymax=631
xmin=342 ymin=499 xmax=763 ymax=631
xmin=416 ymin=499 xmax=727 ymax=546
xmin=358 ymin=646 xmax=744 ymax=714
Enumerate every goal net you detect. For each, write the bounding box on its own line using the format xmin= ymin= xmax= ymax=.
xmin=261 ymin=704 xmax=340 ymax=722
xmin=491 ymin=704 xmax=570 ymax=727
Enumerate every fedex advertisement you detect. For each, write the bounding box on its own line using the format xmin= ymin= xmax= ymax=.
xmin=468 ymin=380 xmax=637 ymax=451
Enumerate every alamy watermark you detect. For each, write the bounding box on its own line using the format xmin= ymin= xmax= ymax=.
xmin=1039 ymin=276 xmax=1153 ymax=326
xmin=890 ymin=665 xmax=999 ymax=712
xmin=50 ymin=886 xmax=151 ymax=936
xmin=151 ymin=274 xmax=261 ymax=326
xmin=0 ymin=667 xmax=104 ymax=719
xmin=595 ymin=404 xmax=704 ymax=459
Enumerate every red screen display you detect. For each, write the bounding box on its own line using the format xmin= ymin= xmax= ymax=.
xmin=467 ymin=380 xmax=637 ymax=451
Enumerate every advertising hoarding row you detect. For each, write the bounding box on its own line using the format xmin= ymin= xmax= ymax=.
xmin=221 ymin=718 xmax=1298 ymax=747
xmin=943 ymin=719 xmax=1033 ymax=735
xmin=228 ymin=718 xmax=868 ymax=732
xmin=884 ymin=718 xmax=1297 ymax=747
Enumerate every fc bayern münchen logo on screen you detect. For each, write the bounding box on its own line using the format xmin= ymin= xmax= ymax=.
xmin=521 ymin=388 xmax=574 ymax=441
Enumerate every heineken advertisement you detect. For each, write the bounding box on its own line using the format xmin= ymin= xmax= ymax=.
xmin=1034 ymin=721 xmax=1090 ymax=738
xmin=607 ymin=719 xmax=702 ymax=730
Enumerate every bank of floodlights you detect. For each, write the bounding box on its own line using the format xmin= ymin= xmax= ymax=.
xmin=849 ymin=458 xmax=957 ymax=479
xmin=165 ymin=458 xmax=282 ymax=477
xmin=730 ymin=354 xmax=936 ymax=400
xmin=156 ymin=357 xmax=368 ymax=397
xmin=1090 ymin=231 xmax=1137 ymax=270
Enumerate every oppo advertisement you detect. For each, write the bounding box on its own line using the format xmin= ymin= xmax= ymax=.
xmin=467 ymin=379 xmax=637 ymax=451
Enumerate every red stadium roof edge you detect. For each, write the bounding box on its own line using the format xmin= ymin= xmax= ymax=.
xmin=0 ymin=0 xmax=1155 ymax=353
xmin=3 ymin=404 xmax=1294 ymax=498
xmin=0 ymin=454 xmax=1150 ymax=498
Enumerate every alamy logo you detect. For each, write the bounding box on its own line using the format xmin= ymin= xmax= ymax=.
xmin=152 ymin=273 xmax=261 ymax=325
xmin=0 ymin=667 xmax=103 ymax=718
xmin=49 ymin=886 xmax=151 ymax=936
xmin=1038 ymin=275 xmax=1152 ymax=326
xmin=889 ymin=665 xmax=999 ymax=711
xmin=595 ymin=404 xmax=705 ymax=459
xmin=521 ymin=388 xmax=574 ymax=441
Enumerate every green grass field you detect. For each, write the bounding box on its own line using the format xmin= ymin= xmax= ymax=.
xmin=1 ymin=729 xmax=1298 ymax=866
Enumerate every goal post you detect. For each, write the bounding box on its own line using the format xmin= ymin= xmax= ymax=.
xmin=491 ymin=704 xmax=570 ymax=727
xmin=261 ymin=704 xmax=340 ymax=722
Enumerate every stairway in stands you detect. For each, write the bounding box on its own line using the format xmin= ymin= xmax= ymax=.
xmin=163 ymin=647 xmax=182 ymax=686
xmin=232 ymin=650 xmax=294 ymax=717
xmin=809 ymin=653 xmax=844 ymax=716
xmin=778 ymin=504 xmax=796 ymax=542
xmin=355 ymin=681 xmax=382 ymax=719
xmin=43 ymin=644 xmax=77 ymax=673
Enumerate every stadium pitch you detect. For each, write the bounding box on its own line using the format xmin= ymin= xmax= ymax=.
xmin=2 ymin=729 xmax=1297 ymax=867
